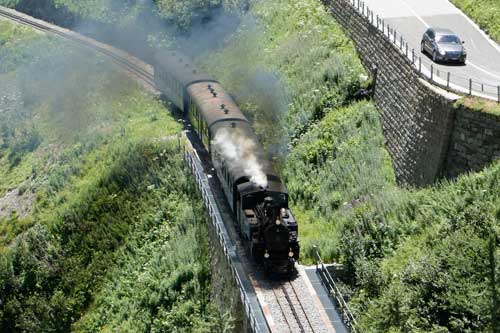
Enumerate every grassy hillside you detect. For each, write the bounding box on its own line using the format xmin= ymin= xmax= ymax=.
xmin=195 ymin=0 xmax=500 ymax=331
xmin=450 ymin=0 xmax=500 ymax=43
xmin=349 ymin=164 xmax=500 ymax=332
xmin=2 ymin=0 xmax=499 ymax=331
xmin=0 ymin=19 xmax=225 ymax=332
xmin=0 ymin=0 xmax=247 ymax=31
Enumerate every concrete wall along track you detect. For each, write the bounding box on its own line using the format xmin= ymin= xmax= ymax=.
xmin=322 ymin=0 xmax=500 ymax=185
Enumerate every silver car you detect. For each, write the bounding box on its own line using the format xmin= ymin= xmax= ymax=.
xmin=421 ymin=28 xmax=467 ymax=64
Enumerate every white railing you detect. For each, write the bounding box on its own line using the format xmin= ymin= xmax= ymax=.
xmin=313 ymin=246 xmax=358 ymax=333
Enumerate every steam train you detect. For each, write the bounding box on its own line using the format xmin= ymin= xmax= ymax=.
xmin=153 ymin=49 xmax=299 ymax=273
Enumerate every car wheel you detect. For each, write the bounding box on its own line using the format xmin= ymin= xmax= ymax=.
xmin=421 ymin=41 xmax=425 ymax=54
xmin=432 ymin=51 xmax=437 ymax=62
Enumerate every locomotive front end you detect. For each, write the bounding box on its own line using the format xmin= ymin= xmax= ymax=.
xmin=262 ymin=205 xmax=299 ymax=273
xmin=239 ymin=184 xmax=299 ymax=274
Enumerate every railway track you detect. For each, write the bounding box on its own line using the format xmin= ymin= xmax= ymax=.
xmin=272 ymin=279 xmax=316 ymax=332
xmin=1 ymin=7 xmax=338 ymax=332
xmin=0 ymin=7 xmax=155 ymax=88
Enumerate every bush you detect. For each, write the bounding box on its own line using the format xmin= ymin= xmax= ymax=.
xmin=450 ymin=0 xmax=500 ymax=43
xmin=0 ymin=19 xmax=222 ymax=332
xmin=196 ymin=0 xmax=500 ymax=331
xmin=7 ymin=128 xmax=41 ymax=168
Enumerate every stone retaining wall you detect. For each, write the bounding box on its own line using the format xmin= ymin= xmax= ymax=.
xmin=447 ymin=107 xmax=500 ymax=178
xmin=322 ymin=0 xmax=500 ymax=185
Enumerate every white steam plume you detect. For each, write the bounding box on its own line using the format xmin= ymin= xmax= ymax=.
xmin=212 ymin=128 xmax=268 ymax=188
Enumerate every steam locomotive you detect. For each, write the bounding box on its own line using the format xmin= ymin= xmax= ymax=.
xmin=153 ymin=49 xmax=299 ymax=273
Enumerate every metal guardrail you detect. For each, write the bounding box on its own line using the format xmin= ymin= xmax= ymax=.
xmin=342 ymin=0 xmax=500 ymax=102
xmin=313 ymin=246 xmax=358 ymax=333
xmin=183 ymin=145 xmax=270 ymax=333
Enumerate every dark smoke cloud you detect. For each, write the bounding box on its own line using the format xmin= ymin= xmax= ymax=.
xmin=11 ymin=0 xmax=290 ymax=162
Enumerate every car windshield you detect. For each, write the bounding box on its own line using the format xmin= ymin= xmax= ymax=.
xmin=438 ymin=35 xmax=461 ymax=44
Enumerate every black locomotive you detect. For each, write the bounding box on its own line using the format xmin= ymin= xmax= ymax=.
xmin=153 ymin=49 xmax=299 ymax=273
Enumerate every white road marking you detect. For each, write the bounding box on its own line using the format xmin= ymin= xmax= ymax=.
xmin=389 ymin=0 xmax=500 ymax=82
xmin=466 ymin=61 xmax=500 ymax=81
xmin=400 ymin=0 xmax=429 ymax=28
xmin=445 ymin=0 xmax=500 ymax=54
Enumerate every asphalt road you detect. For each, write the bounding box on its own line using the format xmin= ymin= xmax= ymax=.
xmin=361 ymin=0 xmax=500 ymax=96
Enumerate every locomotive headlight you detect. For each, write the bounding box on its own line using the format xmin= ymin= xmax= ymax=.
xmin=275 ymin=219 xmax=281 ymax=226
xmin=264 ymin=251 xmax=270 ymax=259
xmin=288 ymin=251 xmax=294 ymax=258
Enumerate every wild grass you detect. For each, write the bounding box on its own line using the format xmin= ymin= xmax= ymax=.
xmin=0 ymin=0 xmax=247 ymax=31
xmin=450 ymin=0 xmax=500 ymax=43
xmin=455 ymin=96 xmax=500 ymax=116
xmin=197 ymin=0 xmax=385 ymax=265
xmin=347 ymin=163 xmax=500 ymax=332
xmin=3 ymin=1 xmax=498 ymax=331
xmin=196 ymin=0 xmax=500 ymax=331
xmin=0 ymin=20 xmax=224 ymax=332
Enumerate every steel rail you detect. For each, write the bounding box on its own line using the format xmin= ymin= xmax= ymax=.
xmin=271 ymin=286 xmax=296 ymax=332
xmin=1 ymin=8 xmax=331 ymax=331
xmin=269 ymin=279 xmax=319 ymax=333
xmin=286 ymin=280 xmax=316 ymax=332
xmin=281 ymin=285 xmax=307 ymax=333
xmin=280 ymin=284 xmax=308 ymax=333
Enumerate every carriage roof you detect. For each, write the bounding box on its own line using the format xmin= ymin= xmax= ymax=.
xmin=154 ymin=49 xmax=216 ymax=87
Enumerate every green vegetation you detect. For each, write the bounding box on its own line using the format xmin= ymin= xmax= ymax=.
xmin=455 ymin=96 xmax=500 ymax=116
xmin=2 ymin=0 xmax=499 ymax=331
xmin=347 ymin=166 xmax=500 ymax=332
xmin=0 ymin=20 xmax=225 ymax=332
xmin=450 ymin=0 xmax=500 ymax=43
xmin=198 ymin=0 xmax=387 ymax=262
xmin=197 ymin=0 xmax=500 ymax=331
xmin=0 ymin=0 xmax=246 ymax=31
